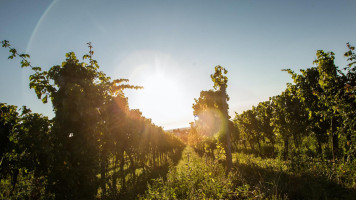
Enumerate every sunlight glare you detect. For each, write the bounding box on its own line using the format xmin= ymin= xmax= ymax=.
xmin=121 ymin=51 xmax=192 ymax=129
xmin=139 ymin=72 xmax=185 ymax=122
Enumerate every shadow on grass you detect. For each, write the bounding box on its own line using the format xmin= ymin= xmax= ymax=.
xmin=232 ymin=162 xmax=356 ymax=199
xmin=116 ymin=149 xmax=184 ymax=199
xmin=236 ymin=146 xmax=277 ymax=159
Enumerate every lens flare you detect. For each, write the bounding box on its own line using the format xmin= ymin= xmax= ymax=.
xmin=195 ymin=108 xmax=226 ymax=137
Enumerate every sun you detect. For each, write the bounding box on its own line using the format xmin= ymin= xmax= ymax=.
xmin=138 ymin=72 xmax=184 ymax=122
xmin=122 ymin=51 xmax=192 ymax=129
xmin=143 ymin=73 xmax=177 ymax=98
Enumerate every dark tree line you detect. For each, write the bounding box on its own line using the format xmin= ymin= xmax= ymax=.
xmin=186 ymin=43 xmax=355 ymax=183
xmin=189 ymin=66 xmax=234 ymax=173
xmin=0 ymin=41 xmax=184 ymax=199
xmin=234 ymin=43 xmax=355 ymax=163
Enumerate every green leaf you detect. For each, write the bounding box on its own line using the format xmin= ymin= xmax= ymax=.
xmin=32 ymin=67 xmax=42 ymax=71
xmin=42 ymin=95 xmax=48 ymax=103
xmin=21 ymin=60 xmax=30 ymax=68
xmin=1 ymin=40 xmax=10 ymax=47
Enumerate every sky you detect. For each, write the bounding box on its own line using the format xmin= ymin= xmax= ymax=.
xmin=1 ymin=0 xmax=356 ymax=129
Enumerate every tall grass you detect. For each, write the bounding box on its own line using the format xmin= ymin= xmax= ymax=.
xmin=140 ymin=147 xmax=237 ymax=199
xmin=141 ymin=146 xmax=356 ymax=199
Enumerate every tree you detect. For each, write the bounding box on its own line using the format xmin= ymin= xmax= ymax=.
xmin=284 ymin=44 xmax=356 ymax=161
xmin=342 ymin=43 xmax=356 ymax=161
xmin=235 ymin=109 xmax=260 ymax=152
xmin=284 ymin=67 xmax=329 ymax=159
xmin=313 ymin=50 xmax=343 ymax=161
xmin=0 ymin=104 xmax=51 ymax=198
xmin=256 ymin=100 xmax=276 ymax=155
xmin=192 ymin=66 xmax=232 ymax=173
xmin=270 ymin=89 xmax=308 ymax=160
xmin=0 ymin=103 xmax=22 ymax=197
xmin=1 ymin=41 xmax=139 ymax=199
xmin=1 ymin=40 xmax=185 ymax=199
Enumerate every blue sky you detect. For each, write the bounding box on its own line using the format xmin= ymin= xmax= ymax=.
xmin=1 ymin=0 xmax=356 ymax=129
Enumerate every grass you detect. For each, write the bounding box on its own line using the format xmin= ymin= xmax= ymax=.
xmin=140 ymin=147 xmax=236 ymax=199
xmin=140 ymin=147 xmax=356 ymax=199
xmin=231 ymin=151 xmax=356 ymax=199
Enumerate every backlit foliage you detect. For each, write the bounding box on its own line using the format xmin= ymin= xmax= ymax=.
xmin=0 ymin=41 xmax=184 ymax=199
xmin=1 ymin=40 xmax=355 ymax=199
